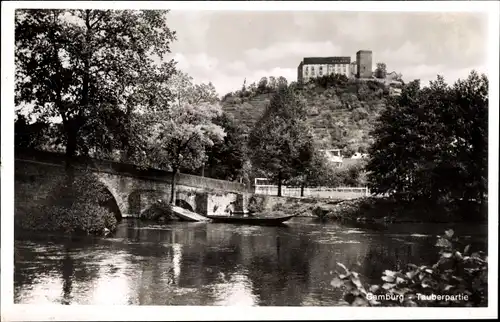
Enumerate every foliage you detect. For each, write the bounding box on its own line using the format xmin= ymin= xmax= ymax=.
xmin=306 ymin=73 xmax=349 ymax=89
xmin=257 ymin=77 xmax=269 ymax=93
xmin=15 ymin=114 xmax=52 ymax=149
xmin=341 ymin=162 xmax=367 ymax=186
xmin=277 ymin=76 xmax=289 ymax=88
xmin=331 ymin=229 xmax=487 ymax=307
xmin=285 ymin=150 xmax=365 ymax=190
xmin=248 ymin=85 xmax=315 ymax=195
xmin=15 ymin=172 xmax=117 ymax=235
xmin=375 ymin=62 xmax=387 ymax=79
xmin=299 ymin=150 xmax=332 ymax=187
xmin=222 ymin=74 xmax=290 ymax=101
xmin=168 ymin=71 xmax=220 ymax=108
xmin=15 ymin=9 xmax=177 ymax=161
xmin=325 ymin=162 xmax=366 ymax=187
xmin=366 ymin=71 xmax=488 ymax=204
xmin=204 ymin=113 xmax=248 ymax=181
xmin=222 ymin=75 xmax=390 ymax=155
xmin=135 ymin=72 xmax=226 ymax=203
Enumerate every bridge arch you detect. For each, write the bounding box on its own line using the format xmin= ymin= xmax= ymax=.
xmin=94 ymin=175 xmax=128 ymax=219
xmin=88 ymin=174 xmax=122 ymax=220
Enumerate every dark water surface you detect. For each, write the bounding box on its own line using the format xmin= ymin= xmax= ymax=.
xmin=14 ymin=218 xmax=487 ymax=306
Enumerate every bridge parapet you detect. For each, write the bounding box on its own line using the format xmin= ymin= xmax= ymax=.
xmin=15 ymin=148 xmax=249 ymax=193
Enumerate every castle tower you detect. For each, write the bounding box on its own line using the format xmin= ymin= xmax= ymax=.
xmin=356 ymin=50 xmax=372 ymax=79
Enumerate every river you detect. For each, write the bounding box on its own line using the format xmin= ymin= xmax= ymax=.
xmin=14 ymin=218 xmax=487 ymax=306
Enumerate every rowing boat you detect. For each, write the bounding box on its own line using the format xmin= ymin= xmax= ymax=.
xmin=206 ymin=213 xmax=297 ymax=225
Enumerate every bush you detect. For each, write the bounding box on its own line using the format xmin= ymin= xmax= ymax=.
xmin=319 ymin=162 xmax=366 ymax=188
xmin=15 ymin=172 xmax=118 ymax=235
xmin=331 ymin=229 xmax=487 ymax=307
xmin=15 ymin=202 xmax=117 ymax=235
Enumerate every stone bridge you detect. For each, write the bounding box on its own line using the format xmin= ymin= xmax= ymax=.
xmin=15 ymin=149 xmax=250 ymax=219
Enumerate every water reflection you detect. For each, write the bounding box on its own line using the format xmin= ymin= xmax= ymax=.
xmin=14 ymin=219 xmax=487 ymax=306
xmin=218 ymin=274 xmax=257 ymax=306
xmin=61 ymin=248 xmax=74 ymax=305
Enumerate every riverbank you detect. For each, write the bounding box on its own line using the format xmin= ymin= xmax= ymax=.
xmin=15 ymin=202 xmax=118 ymax=236
xmin=248 ymin=194 xmax=327 ymax=217
xmin=14 ymin=174 xmax=118 ymax=236
xmin=263 ymin=195 xmax=487 ymax=224
xmin=310 ymin=197 xmax=488 ymax=224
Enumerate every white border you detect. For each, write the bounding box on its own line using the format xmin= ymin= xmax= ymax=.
xmin=2 ymin=1 xmax=499 ymax=320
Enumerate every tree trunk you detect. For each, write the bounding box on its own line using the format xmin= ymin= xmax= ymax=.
xmin=122 ymin=108 xmax=134 ymax=163
xmin=300 ymin=180 xmax=305 ymax=197
xmin=170 ymin=167 xmax=179 ymax=204
xmin=277 ymin=172 xmax=282 ymax=197
xmin=64 ymin=127 xmax=78 ymax=180
xmin=61 ymin=127 xmax=78 ymax=208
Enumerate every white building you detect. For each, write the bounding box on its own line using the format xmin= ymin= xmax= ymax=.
xmin=320 ymin=149 xmax=343 ymax=167
xmin=297 ymin=57 xmax=351 ymax=84
xmin=351 ymin=152 xmax=369 ymax=159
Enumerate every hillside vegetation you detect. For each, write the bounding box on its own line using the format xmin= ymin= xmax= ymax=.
xmin=222 ymin=75 xmax=398 ymax=156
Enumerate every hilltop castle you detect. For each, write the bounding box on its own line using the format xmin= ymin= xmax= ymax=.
xmin=297 ymin=50 xmax=373 ymax=83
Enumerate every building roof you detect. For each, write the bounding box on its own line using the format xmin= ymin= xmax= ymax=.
xmin=303 ymin=56 xmax=351 ymax=65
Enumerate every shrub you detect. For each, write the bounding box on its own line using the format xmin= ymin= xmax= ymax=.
xmin=15 ymin=172 xmax=118 ymax=235
xmin=331 ymin=229 xmax=487 ymax=307
xmin=15 ymin=202 xmax=117 ymax=235
xmin=320 ymin=162 xmax=366 ymax=188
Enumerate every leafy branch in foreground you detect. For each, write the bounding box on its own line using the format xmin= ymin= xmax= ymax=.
xmin=331 ymin=229 xmax=487 ymax=307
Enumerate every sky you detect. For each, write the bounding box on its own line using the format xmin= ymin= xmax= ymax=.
xmin=163 ymin=10 xmax=488 ymax=96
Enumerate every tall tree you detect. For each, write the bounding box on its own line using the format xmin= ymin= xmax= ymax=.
xmin=168 ymin=71 xmax=219 ymax=108
xmin=257 ymin=77 xmax=268 ymax=93
xmin=268 ymin=76 xmax=277 ymax=90
xmin=287 ymin=149 xmax=332 ymax=196
xmin=447 ymin=71 xmax=488 ymax=203
xmin=248 ymin=86 xmax=315 ymax=196
xmin=15 ymin=9 xmax=177 ymax=169
xmin=204 ymin=113 xmax=248 ymax=181
xmin=277 ymin=76 xmax=288 ymax=89
xmin=366 ymin=71 xmax=488 ymax=204
xmin=248 ymin=81 xmax=257 ymax=94
xmin=375 ymin=62 xmax=387 ymax=79
xmin=137 ymin=74 xmax=225 ymax=204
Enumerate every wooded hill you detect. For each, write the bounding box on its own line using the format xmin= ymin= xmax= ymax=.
xmin=221 ymin=74 xmax=401 ymax=156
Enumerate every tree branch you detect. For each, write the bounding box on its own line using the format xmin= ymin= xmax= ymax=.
xmin=90 ymin=10 xmax=107 ymax=29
